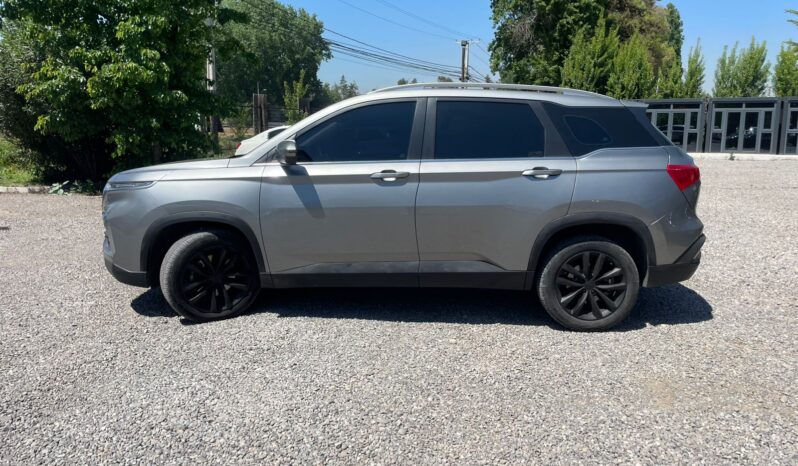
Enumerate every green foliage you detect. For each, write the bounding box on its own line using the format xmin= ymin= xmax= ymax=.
xmin=316 ymin=75 xmax=359 ymax=108
xmin=607 ymin=34 xmax=655 ymax=99
xmin=774 ymin=45 xmax=798 ymax=97
xmin=490 ymin=0 xmax=604 ymax=85
xmin=560 ymin=16 xmax=619 ymax=93
xmin=490 ymin=0 xmax=682 ymax=88
xmin=665 ymin=2 xmax=684 ymax=59
xmin=437 ymin=76 xmax=454 ymax=82
xmin=777 ymin=10 xmax=798 ymax=97
xmin=397 ymin=78 xmax=418 ymax=85
xmin=0 ymin=136 xmax=37 ymax=186
xmin=217 ymin=0 xmax=329 ymax=105
xmin=655 ymin=59 xmax=683 ymax=98
xmin=0 ymin=20 xmax=89 ymax=182
xmin=0 ymin=0 xmax=241 ymax=181
xmin=227 ymin=107 xmax=252 ymax=140
xmin=604 ymin=0 xmax=679 ymax=75
xmin=284 ymin=69 xmax=309 ymax=125
xmin=683 ymin=41 xmax=706 ymax=98
xmin=712 ymin=38 xmax=770 ymax=97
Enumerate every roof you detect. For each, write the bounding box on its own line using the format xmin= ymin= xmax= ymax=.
xmin=362 ymin=82 xmax=626 ymax=107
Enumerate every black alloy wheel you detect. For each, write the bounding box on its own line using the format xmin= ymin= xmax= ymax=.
xmin=555 ymin=251 xmax=627 ymax=321
xmin=160 ymin=230 xmax=259 ymax=322
xmin=180 ymin=245 xmax=254 ymax=316
xmin=537 ymin=238 xmax=640 ymax=331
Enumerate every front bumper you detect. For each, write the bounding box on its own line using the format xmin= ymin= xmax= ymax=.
xmin=645 ymin=234 xmax=705 ymax=288
xmin=104 ymin=252 xmax=149 ymax=288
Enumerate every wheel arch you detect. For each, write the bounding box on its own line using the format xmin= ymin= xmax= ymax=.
xmin=526 ymin=213 xmax=656 ymax=289
xmin=141 ymin=212 xmax=266 ymax=288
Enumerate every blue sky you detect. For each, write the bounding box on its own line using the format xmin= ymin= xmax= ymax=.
xmin=281 ymin=0 xmax=797 ymax=93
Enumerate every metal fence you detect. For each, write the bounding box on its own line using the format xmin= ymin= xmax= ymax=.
xmin=642 ymin=98 xmax=797 ymax=155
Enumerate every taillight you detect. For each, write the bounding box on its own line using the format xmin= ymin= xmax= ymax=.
xmin=667 ymin=164 xmax=700 ymax=191
xmin=236 ymin=142 xmax=241 ymax=149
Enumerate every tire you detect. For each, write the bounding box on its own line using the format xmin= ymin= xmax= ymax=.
xmin=537 ymin=236 xmax=640 ymax=331
xmin=159 ymin=230 xmax=260 ymax=322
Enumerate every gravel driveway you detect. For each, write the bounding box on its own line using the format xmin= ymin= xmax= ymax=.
xmin=1 ymin=159 xmax=796 ymax=464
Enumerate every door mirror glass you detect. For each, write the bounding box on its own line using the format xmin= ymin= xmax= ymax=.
xmin=276 ymin=140 xmax=297 ymax=165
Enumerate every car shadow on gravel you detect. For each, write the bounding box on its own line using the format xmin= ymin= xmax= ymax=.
xmin=131 ymin=284 xmax=712 ymax=330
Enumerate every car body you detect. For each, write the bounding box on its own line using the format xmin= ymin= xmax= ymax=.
xmin=234 ymin=125 xmax=289 ymax=156
xmin=103 ymin=82 xmax=704 ymax=330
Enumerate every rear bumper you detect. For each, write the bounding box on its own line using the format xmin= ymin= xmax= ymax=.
xmin=104 ymin=253 xmax=149 ymax=288
xmin=645 ymin=234 xmax=705 ymax=287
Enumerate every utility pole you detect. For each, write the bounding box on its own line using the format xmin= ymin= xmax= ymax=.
xmin=460 ymin=40 xmax=470 ymax=82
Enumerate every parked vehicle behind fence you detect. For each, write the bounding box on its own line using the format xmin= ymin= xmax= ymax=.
xmin=103 ymin=82 xmax=704 ymax=331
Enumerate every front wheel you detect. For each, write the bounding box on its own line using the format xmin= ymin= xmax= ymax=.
xmin=537 ymin=238 xmax=640 ymax=331
xmin=160 ymin=230 xmax=260 ymax=322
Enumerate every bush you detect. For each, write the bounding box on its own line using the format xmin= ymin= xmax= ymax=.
xmin=0 ymin=136 xmax=37 ymax=186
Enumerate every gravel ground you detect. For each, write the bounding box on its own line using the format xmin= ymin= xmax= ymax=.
xmin=1 ymin=159 xmax=796 ymax=464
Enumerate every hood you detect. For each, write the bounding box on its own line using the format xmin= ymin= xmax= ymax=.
xmin=108 ymin=158 xmax=231 ymax=183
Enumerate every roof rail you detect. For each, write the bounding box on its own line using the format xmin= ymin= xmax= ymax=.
xmin=369 ymin=82 xmax=614 ymax=100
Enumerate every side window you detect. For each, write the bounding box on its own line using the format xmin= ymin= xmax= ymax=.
xmin=564 ymin=116 xmax=612 ymax=145
xmin=296 ymin=102 xmax=416 ymax=162
xmin=542 ymin=103 xmax=660 ymax=156
xmin=434 ymin=101 xmax=545 ymax=159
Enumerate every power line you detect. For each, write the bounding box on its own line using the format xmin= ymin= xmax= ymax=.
xmin=233 ymin=0 xmax=467 ymax=81
xmin=373 ymin=0 xmax=476 ymax=39
xmin=334 ymin=0 xmax=459 ymax=41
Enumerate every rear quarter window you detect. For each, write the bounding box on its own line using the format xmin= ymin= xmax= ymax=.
xmin=542 ymin=103 xmax=663 ymax=156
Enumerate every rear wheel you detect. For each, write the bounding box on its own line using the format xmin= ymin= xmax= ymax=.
xmin=160 ymin=230 xmax=259 ymax=322
xmin=537 ymin=237 xmax=639 ymax=331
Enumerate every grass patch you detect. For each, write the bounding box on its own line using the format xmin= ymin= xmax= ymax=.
xmin=0 ymin=136 xmax=39 ymax=186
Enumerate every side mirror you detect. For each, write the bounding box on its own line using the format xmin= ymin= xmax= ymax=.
xmin=276 ymin=140 xmax=297 ymax=165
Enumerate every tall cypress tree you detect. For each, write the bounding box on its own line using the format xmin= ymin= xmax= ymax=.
xmin=607 ymin=34 xmax=655 ymax=99
xmin=683 ymin=41 xmax=706 ymax=98
xmin=713 ymin=38 xmax=770 ymax=97
xmin=560 ymin=16 xmax=620 ymax=94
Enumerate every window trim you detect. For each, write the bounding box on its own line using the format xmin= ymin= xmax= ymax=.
xmin=423 ymin=97 xmax=567 ymax=161
xmin=270 ymin=97 xmax=426 ymax=165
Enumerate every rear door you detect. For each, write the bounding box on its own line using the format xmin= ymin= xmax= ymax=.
xmin=415 ymin=98 xmax=576 ymax=287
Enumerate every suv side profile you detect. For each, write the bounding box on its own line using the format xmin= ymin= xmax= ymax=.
xmin=103 ymin=83 xmax=704 ymax=331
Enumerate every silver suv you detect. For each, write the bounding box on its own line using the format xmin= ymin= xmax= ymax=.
xmin=103 ymin=83 xmax=704 ymax=331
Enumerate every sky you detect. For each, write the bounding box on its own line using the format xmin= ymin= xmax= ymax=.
xmin=280 ymin=0 xmax=797 ymax=93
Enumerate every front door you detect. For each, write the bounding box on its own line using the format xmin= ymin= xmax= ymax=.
xmin=415 ymin=99 xmax=576 ymax=288
xmin=260 ymin=99 xmax=424 ymax=283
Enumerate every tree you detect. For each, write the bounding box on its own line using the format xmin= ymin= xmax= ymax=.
xmin=489 ymin=0 xmax=604 ymax=85
xmin=317 ymin=75 xmax=359 ymax=107
xmin=774 ymin=46 xmax=798 ymax=97
xmin=560 ymin=15 xmax=619 ymax=93
xmin=0 ymin=19 xmax=97 ymax=181
xmin=683 ymin=41 xmax=706 ymax=98
xmin=490 ymin=0 xmax=683 ymax=86
xmin=655 ymin=59 xmax=683 ymax=98
xmin=775 ymin=10 xmax=798 ymax=96
xmin=437 ymin=76 xmax=454 ymax=82
xmin=604 ymin=0 xmax=679 ymax=75
xmin=713 ymin=38 xmax=770 ymax=97
xmin=607 ymin=34 xmax=655 ymax=99
xmin=217 ymin=0 xmax=330 ymax=105
xmin=397 ymin=78 xmax=418 ymax=85
xmin=0 ymin=0 xmax=241 ymax=180
xmin=284 ymin=69 xmax=309 ymax=125
xmin=665 ymin=2 xmax=684 ymax=59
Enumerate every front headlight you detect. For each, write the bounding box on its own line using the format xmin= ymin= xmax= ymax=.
xmin=107 ymin=181 xmax=155 ymax=190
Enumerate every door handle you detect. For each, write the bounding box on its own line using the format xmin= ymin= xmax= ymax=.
xmin=522 ymin=167 xmax=563 ymax=179
xmin=370 ymin=170 xmax=410 ymax=181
